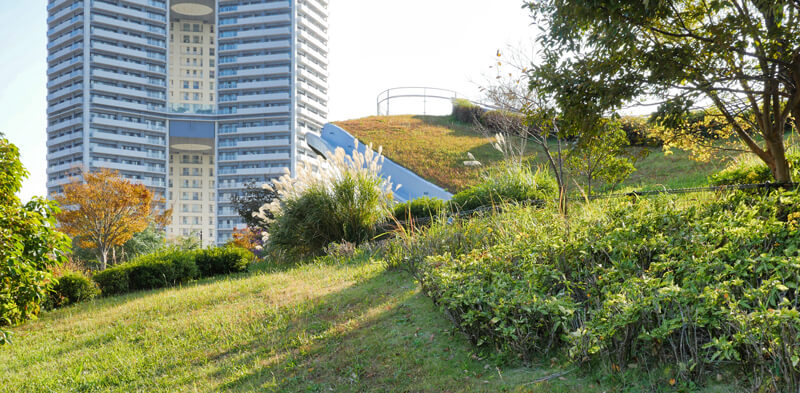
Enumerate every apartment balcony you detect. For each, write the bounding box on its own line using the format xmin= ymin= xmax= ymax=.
xmin=91 ymin=42 xmax=165 ymax=63
xmin=219 ymin=105 xmax=290 ymax=116
xmin=47 ymin=70 xmax=82 ymax=89
xmin=219 ymin=125 xmax=288 ymax=135
xmin=91 ymin=83 xmax=164 ymax=101
xmin=297 ymin=79 xmax=327 ymax=98
xmin=90 ymin=130 xmax=165 ymax=147
xmin=298 ymin=41 xmax=328 ymax=63
xmin=47 ymin=145 xmax=83 ymax=160
xmin=298 ymin=26 xmax=327 ymax=49
xmin=47 ymin=97 xmax=83 ymax=115
xmin=222 ymin=14 xmax=291 ymax=28
xmin=218 ymin=138 xmax=290 ymax=149
xmin=47 ymin=161 xmax=84 ymax=174
xmin=47 ymin=118 xmax=83 ymax=134
xmin=219 ymin=65 xmax=291 ymax=79
xmin=47 ymin=177 xmax=76 ymax=188
xmin=297 ymin=13 xmax=327 ymax=40
xmin=47 ymin=131 xmax=83 ymax=147
xmin=47 ymin=42 xmax=83 ymax=63
xmin=224 ymin=92 xmax=290 ymax=104
xmin=91 ymin=69 xmax=165 ymax=88
xmin=93 ymin=1 xmax=164 ymax=23
xmin=48 ymin=16 xmax=83 ymax=37
xmin=90 ymin=160 xmax=164 ymax=175
xmin=91 ymin=28 xmax=165 ymax=50
xmin=47 ymin=83 xmax=83 ymax=102
xmin=91 ymin=97 xmax=166 ymax=113
xmin=48 ymin=1 xmax=82 ymax=24
xmin=219 ymin=1 xmax=290 ymax=15
xmin=220 ymin=153 xmax=290 ymax=163
xmin=220 ymin=79 xmax=290 ymax=92
xmin=130 ymin=177 xmax=167 ymax=189
xmin=298 ymin=67 xmax=327 ymax=89
xmin=218 ymin=167 xmax=287 ymax=176
xmin=91 ymin=116 xmax=166 ymax=132
xmin=91 ymin=145 xmax=166 ymax=161
xmin=48 ymin=28 xmax=83 ymax=50
xmin=49 ymin=56 xmax=83 ymax=74
xmin=91 ymin=56 xmax=158 ymax=74
xmin=218 ymin=26 xmax=291 ymax=41
xmin=222 ymin=53 xmax=290 ymax=66
xmin=120 ymin=0 xmax=167 ymax=11
xmin=91 ymin=14 xmax=160 ymax=35
xmin=48 ymin=0 xmax=74 ymax=12
xmin=297 ymin=106 xmax=327 ymax=127
xmin=219 ymin=40 xmax=290 ymax=54
xmin=299 ymin=2 xmax=328 ymax=26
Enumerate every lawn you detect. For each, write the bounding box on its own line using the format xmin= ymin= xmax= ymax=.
xmin=1 ymin=256 xmax=605 ymax=393
xmin=335 ymin=115 xmax=515 ymax=193
xmin=335 ymin=115 xmax=735 ymax=194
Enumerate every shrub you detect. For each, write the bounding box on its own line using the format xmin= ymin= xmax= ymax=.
xmin=93 ymin=249 xmax=199 ymax=295
xmin=194 ymin=246 xmax=253 ymax=277
xmin=710 ymin=151 xmax=800 ymax=186
xmin=392 ymin=197 xmax=449 ymax=221
xmin=0 ymin=136 xmax=70 ymax=343
xmin=479 ymin=110 xmax=525 ymax=135
xmin=265 ymin=141 xmax=394 ymax=259
xmin=452 ymin=98 xmax=485 ymax=124
xmin=47 ymin=271 xmax=99 ymax=309
xmin=407 ymin=187 xmax=800 ymax=389
xmin=619 ymin=116 xmax=660 ymax=146
xmin=451 ymin=165 xmax=557 ymax=211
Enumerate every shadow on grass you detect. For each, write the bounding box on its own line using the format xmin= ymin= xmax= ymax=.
xmin=202 ymin=267 xmax=509 ymax=393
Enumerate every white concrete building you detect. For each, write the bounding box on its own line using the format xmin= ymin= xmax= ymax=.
xmin=46 ymin=0 xmax=329 ymax=245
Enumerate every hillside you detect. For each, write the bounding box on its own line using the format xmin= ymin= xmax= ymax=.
xmin=1 ymin=257 xmax=597 ymax=393
xmin=334 ymin=115 xmax=733 ymax=193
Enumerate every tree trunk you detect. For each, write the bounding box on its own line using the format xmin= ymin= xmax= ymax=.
xmin=100 ymin=249 xmax=108 ymax=271
xmin=765 ymin=135 xmax=791 ymax=183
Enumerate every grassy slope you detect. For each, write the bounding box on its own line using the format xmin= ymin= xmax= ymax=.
xmin=334 ymin=115 xmax=511 ymax=193
xmin=335 ymin=115 xmax=734 ymax=193
xmin=1 ymin=258 xmax=605 ymax=393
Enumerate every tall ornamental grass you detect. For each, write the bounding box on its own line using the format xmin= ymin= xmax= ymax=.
xmin=261 ymin=141 xmax=398 ymax=259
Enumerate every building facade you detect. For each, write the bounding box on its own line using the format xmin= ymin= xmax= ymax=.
xmin=46 ymin=0 xmax=329 ymax=245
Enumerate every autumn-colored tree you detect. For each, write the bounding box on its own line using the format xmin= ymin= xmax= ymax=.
xmin=54 ymin=169 xmax=171 ymax=270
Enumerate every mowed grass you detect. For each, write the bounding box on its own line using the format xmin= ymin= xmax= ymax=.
xmin=335 ymin=115 xmax=514 ymax=193
xmin=1 ymin=257 xmax=608 ymax=393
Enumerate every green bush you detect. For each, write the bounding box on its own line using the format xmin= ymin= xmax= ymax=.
xmin=194 ymin=246 xmax=253 ymax=276
xmin=451 ymin=165 xmax=557 ymax=211
xmin=710 ymin=151 xmax=800 ymax=186
xmin=402 ymin=187 xmax=800 ymax=389
xmin=47 ymin=272 xmax=99 ymax=309
xmin=268 ymin=163 xmax=392 ymax=260
xmin=452 ymin=98 xmax=485 ymax=124
xmin=93 ymin=249 xmax=199 ymax=295
xmin=392 ymin=197 xmax=449 ymax=221
xmin=0 ymin=136 xmax=71 ymax=343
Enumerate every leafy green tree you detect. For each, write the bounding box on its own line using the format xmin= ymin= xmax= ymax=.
xmin=230 ymin=181 xmax=277 ymax=229
xmin=566 ymin=119 xmax=638 ymax=196
xmin=0 ymin=135 xmax=70 ymax=344
xmin=526 ymin=0 xmax=800 ymax=182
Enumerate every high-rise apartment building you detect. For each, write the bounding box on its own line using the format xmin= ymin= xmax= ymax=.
xmin=45 ymin=0 xmax=329 ymax=245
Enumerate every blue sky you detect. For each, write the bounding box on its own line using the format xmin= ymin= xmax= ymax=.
xmin=1 ymin=1 xmax=537 ymax=201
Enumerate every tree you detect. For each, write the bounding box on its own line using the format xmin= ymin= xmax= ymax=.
xmin=566 ymin=119 xmax=638 ymax=196
xmin=526 ymin=0 xmax=800 ymax=182
xmin=0 ymin=135 xmax=70 ymax=343
xmin=54 ymin=169 xmax=171 ymax=270
xmin=230 ymin=182 xmax=277 ymax=229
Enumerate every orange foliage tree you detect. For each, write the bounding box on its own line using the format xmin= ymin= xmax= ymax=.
xmin=54 ymin=169 xmax=171 ymax=270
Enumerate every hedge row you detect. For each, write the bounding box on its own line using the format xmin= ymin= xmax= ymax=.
xmin=93 ymin=247 xmax=254 ymax=296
